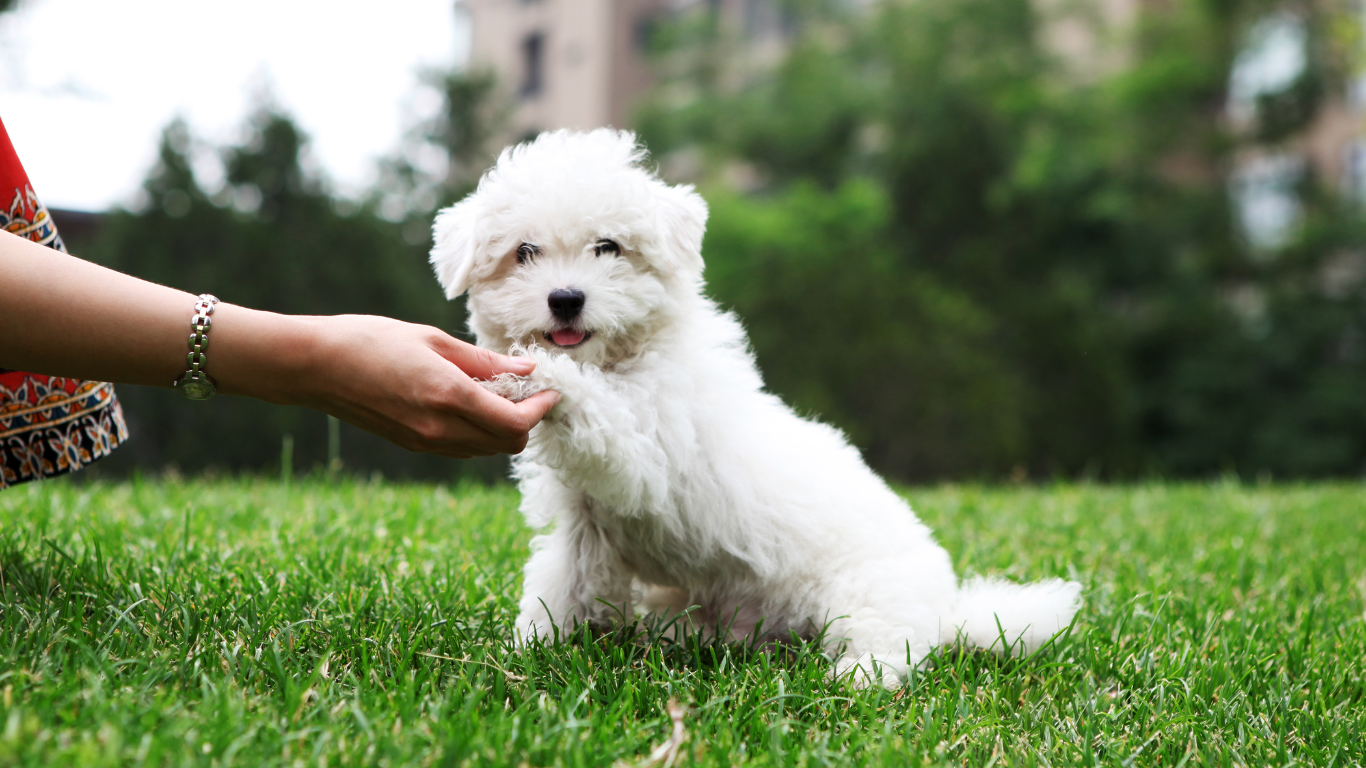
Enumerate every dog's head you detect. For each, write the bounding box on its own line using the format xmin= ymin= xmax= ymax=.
xmin=430 ymin=129 xmax=708 ymax=366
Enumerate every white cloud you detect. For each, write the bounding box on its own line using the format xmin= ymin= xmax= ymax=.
xmin=0 ymin=0 xmax=469 ymax=211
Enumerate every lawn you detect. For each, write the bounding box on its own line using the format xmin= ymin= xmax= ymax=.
xmin=0 ymin=478 xmax=1362 ymax=766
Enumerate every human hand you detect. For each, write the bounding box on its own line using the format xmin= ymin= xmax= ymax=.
xmin=218 ymin=312 xmax=559 ymax=458
xmin=0 ymin=234 xmax=556 ymax=458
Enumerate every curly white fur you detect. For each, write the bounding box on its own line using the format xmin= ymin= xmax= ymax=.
xmin=432 ymin=129 xmax=1081 ymax=687
xmin=476 ymin=372 xmax=543 ymax=403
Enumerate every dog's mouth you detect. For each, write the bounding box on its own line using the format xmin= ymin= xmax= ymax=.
xmin=545 ymin=328 xmax=592 ymax=348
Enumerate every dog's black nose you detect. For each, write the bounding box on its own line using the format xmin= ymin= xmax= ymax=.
xmin=548 ymin=289 xmax=586 ymax=321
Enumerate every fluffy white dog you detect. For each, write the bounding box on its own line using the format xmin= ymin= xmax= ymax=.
xmin=431 ymin=129 xmax=1081 ymax=686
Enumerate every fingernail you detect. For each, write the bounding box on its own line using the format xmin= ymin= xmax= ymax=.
xmin=506 ymin=356 xmax=535 ymax=373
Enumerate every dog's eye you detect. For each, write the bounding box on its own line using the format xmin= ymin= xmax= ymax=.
xmin=593 ymin=239 xmax=621 ymax=257
xmin=516 ymin=243 xmax=539 ymax=264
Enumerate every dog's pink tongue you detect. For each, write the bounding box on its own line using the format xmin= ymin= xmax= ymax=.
xmin=551 ymin=329 xmax=586 ymax=346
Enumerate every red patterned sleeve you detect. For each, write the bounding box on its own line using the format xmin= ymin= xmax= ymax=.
xmin=1 ymin=115 xmax=129 ymax=489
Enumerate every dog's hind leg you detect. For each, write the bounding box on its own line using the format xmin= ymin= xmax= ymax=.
xmin=827 ymin=610 xmax=934 ymax=689
xmin=821 ymin=568 xmax=950 ymax=688
xmin=514 ymin=516 xmax=635 ymax=644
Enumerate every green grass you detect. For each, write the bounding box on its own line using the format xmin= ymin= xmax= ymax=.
xmin=0 ymin=478 xmax=1362 ymax=767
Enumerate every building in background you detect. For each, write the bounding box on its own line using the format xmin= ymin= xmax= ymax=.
xmin=465 ymin=0 xmax=1364 ymax=237
xmin=1045 ymin=1 xmax=1364 ymax=227
xmin=461 ymin=0 xmax=789 ymax=139
xmin=463 ymin=0 xmax=667 ymax=138
xmin=465 ymin=0 xmax=1150 ymax=139
xmin=1222 ymin=10 xmax=1366 ymax=247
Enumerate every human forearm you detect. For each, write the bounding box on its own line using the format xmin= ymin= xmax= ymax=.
xmin=0 ymin=229 xmax=559 ymax=457
xmin=0 ymin=229 xmax=206 ymax=386
xmin=0 ymin=230 xmax=328 ymax=403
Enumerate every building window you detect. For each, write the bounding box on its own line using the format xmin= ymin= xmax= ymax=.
xmin=743 ymin=0 xmax=772 ymax=38
xmin=1227 ymin=12 xmax=1308 ymax=127
xmin=1231 ymin=153 xmax=1304 ymax=252
xmin=520 ymin=32 xmax=545 ymax=99
xmin=1345 ymin=140 xmax=1366 ymax=204
xmin=634 ymin=16 xmax=657 ymax=53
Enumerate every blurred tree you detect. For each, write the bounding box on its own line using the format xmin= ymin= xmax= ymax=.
xmin=703 ymin=181 xmax=1029 ymax=478
xmin=82 ymin=108 xmax=508 ymax=481
xmin=50 ymin=0 xmax=1366 ymax=482
xmin=1113 ymin=0 xmax=1366 ymax=476
xmin=377 ymin=69 xmax=507 ymax=220
xmin=638 ymin=0 xmax=1366 ymax=480
xmin=424 ymin=69 xmax=506 ymax=203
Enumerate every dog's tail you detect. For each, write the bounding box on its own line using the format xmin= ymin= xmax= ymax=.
xmin=939 ymin=577 xmax=1082 ymax=654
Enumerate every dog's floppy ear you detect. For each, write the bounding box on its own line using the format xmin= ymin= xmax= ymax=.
xmin=650 ymin=182 xmax=708 ymax=278
xmin=430 ymin=199 xmax=482 ymax=298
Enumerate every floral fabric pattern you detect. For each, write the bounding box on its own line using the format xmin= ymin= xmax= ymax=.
xmin=2 ymin=181 xmax=65 ymax=251
xmin=0 ymin=116 xmax=128 ymax=489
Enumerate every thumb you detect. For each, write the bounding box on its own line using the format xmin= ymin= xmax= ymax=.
xmin=513 ymin=389 xmax=561 ymax=428
xmin=442 ymin=338 xmax=536 ymax=380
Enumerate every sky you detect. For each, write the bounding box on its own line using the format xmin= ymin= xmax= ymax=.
xmin=0 ymin=0 xmax=469 ymax=212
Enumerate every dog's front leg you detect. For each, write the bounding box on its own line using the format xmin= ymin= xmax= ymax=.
xmin=527 ymin=355 xmax=672 ymax=514
xmin=514 ymin=516 xmax=633 ymax=644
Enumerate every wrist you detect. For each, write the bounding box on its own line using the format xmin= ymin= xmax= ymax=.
xmin=207 ymin=305 xmax=323 ymax=405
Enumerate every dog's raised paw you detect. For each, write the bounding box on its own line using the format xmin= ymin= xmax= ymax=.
xmin=477 ymin=373 xmax=545 ymax=403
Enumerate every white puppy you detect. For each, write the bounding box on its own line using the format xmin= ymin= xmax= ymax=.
xmin=431 ymin=129 xmax=1081 ymax=686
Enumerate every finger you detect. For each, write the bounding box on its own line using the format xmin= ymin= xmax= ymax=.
xmin=451 ymin=377 xmax=544 ymax=438
xmin=442 ymin=337 xmax=535 ymax=380
xmin=412 ymin=417 xmax=504 ymax=458
xmin=475 ymin=390 xmax=560 ymax=455
xmin=436 ymin=446 xmax=498 ymax=459
xmin=513 ymin=389 xmax=561 ymax=427
xmin=490 ymin=353 xmax=536 ymax=376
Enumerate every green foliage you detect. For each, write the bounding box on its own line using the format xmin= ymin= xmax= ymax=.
xmin=424 ymin=69 xmax=505 ymax=200
xmin=81 ymin=111 xmax=500 ymax=482
xmin=725 ymin=38 xmax=873 ymax=188
xmin=1 ymin=478 xmax=1363 ymax=765
xmin=48 ymin=0 xmax=1364 ymax=482
xmin=378 ymin=68 xmax=506 ymax=215
xmin=641 ymin=0 xmax=1366 ymax=480
xmin=102 ymin=114 xmax=447 ymax=321
xmin=704 ymin=181 xmax=1027 ymax=478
